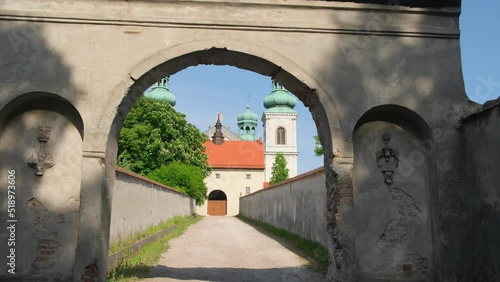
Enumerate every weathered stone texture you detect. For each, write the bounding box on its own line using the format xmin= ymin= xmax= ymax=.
xmin=353 ymin=121 xmax=434 ymax=281
xmin=462 ymin=104 xmax=500 ymax=281
xmin=0 ymin=0 xmax=487 ymax=281
xmin=0 ymin=109 xmax=82 ymax=280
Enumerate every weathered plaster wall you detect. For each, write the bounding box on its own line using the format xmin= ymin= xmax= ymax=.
xmin=462 ymin=104 xmax=500 ymax=281
xmin=240 ymin=168 xmax=328 ymax=246
xmin=353 ymin=121 xmax=434 ymax=281
xmin=0 ymin=109 xmax=82 ymax=281
xmin=110 ymin=168 xmax=195 ymax=244
xmin=0 ymin=1 xmax=477 ymax=280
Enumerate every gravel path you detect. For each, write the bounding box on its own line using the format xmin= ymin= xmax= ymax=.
xmin=140 ymin=216 xmax=327 ymax=282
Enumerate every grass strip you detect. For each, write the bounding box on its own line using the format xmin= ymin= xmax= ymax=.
xmin=107 ymin=214 xmax=203 ymax=282
xmin=236 ymin=214 xmax=330 ymax=274
xmin=109 ymin=215 xmax=190 ymax=254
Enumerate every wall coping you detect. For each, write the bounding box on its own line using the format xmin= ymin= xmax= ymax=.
xmin=461 ymin=97 xmax=500 ymax=124
xmin=115 ymin=167 xmax=186 ymax=196
xmin=241 ymin=166 xmax=325 ymax=199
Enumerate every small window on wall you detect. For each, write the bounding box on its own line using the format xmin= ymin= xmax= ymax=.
xmin=246 ymin=187 xmax=251 ymax=194
xmin=246 ymin=174 xmax=251 ymax=179
xmin=215 ymin=173 xmax=220 ymax=179
xmin=276 ymin=127 xmax=286 ymax=145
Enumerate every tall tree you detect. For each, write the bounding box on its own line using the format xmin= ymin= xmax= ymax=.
xmin=314 ymin=135 xmax=323 ymax=156
xmin=269 ymin=152 xmax=289 ymax=185
xmin=148 ymin=163 xmax=208 ymax=206
xmin=117 ymin=96 xmax=211 ymax=177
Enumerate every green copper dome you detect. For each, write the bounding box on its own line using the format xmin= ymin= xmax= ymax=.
xmin=263 ymin=80 xmax=297 ymax=113
xmin=237 ymin=102 xmax=258 ymax=141
xmin=144 ymin=77 xmax=176 ymax=106
xmin=237 ymin=105 xmax=259 ymax=123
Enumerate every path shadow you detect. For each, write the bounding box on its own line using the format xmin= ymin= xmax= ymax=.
xmin=234 ymin=217 xmax=327 ymax=274
xmin=144 ymin=265 xmax=326 ymax=282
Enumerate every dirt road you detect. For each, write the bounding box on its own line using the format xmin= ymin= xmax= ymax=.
xmin=140 ymin=216 xmax=327 ymax=282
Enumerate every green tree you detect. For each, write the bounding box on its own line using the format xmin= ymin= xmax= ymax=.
xmin=148 ymin=163 xmax=208 ymax=206
xmin=117 ymin=97 xmax=211 ymax=177
xmin=269 ymin=152 xmax=289 ymax=185
xmin=314 ymin=135 xmax=323 ymax=156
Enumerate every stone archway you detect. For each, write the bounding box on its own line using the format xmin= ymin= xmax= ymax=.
xmin=207 ymin=190 xmax=228 ymax=216
xmin=97 ymin=41 xmax=349 ymax=281
xmin=0 ymin=2 xmax=476 ymax=281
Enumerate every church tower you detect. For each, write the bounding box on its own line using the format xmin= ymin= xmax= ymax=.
xmin=262 ymin=80 xmax=298 ymax=182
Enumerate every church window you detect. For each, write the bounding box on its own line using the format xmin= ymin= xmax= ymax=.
xmin=246 ymin=187 xmax=251 ymax=194
xmin=215 ymin=173 xmax=220 ymax=179
xmin=276 ymin=127 xmax=286 ymax=145
xmin=246 ymin=174 xmax=251 ymax=179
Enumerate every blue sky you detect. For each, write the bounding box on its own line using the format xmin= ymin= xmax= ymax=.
xmin=461 ymin=0 xmax=500 ymax=104
xmin=162 ymin=2 xmax=499 ymax=174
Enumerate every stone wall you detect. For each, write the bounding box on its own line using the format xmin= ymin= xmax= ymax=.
xmin=462 ymin=103 xmax=500 ymax=281
xmin=110 ymin=168 xmax=195 ymax=244
xmin=0 ymin=1 xmax=475 ymax=280
xmin=239 ymin=168 xmax=328 ymax=246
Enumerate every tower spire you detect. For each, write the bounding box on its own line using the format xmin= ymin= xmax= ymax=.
xmin=212 ymin=112 xmax=225 ymax=145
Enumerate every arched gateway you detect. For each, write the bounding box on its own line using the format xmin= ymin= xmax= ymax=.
xmin=0 ymin=1 xmax=482 ymax=281
xmin=207 ymin=190 xmax=228 ymax=216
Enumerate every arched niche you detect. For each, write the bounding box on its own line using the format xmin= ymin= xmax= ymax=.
xmin=352 ymin=104 xmax=437 ymax=281
xmin=0 ymin=92 xmax=83 ymax=280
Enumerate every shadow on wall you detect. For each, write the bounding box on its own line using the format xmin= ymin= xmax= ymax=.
xmin=318 ymin=4 xmax=480 ymax=282
xmin=0 ymin=24 xmax=87 ymax=281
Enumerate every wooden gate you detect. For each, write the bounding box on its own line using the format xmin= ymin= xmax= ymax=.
xmin=208 ymin=200 xmax=227 ymax=216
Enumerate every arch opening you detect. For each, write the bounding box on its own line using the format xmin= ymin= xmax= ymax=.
xmin=208 ymin=190 xmax=227 ymax=216
xmin=102 ymin=45 xmax=340 ymax=276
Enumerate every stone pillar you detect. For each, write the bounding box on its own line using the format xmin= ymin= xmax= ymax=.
xmin=326 ymin=156 xmax=354 ymax=282
xmin=321 ymin=132 xmax=355 ymax=281
xmin=73 ymin=142 xmax=108 ymax=281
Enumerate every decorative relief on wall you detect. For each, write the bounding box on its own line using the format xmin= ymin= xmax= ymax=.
xmin=378 ymin=187 xmax=422 ymax=248
xmin=26 ymin=198 xmax=61 ymax=269
xmin=27 ymin=122 xmax=54 ymax=176
xmin=376 ymin=133 xmax=399 ymax=185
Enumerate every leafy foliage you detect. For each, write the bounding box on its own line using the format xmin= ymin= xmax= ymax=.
xmin=314 ymin=135 xmax=323 ymax=156
xmin=269 ymin=152 xmax=289 ymax=185
xmin=148 ymin=163 xmax=208 ymax=206
xmin=117 ymin=97 xmax=211 ymax=177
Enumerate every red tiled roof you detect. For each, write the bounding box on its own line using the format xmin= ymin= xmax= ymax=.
xmin=204 ymin=140 xmax=265 ymax=169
